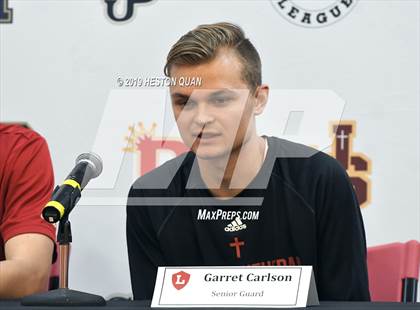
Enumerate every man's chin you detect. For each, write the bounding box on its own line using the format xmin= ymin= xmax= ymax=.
xmin=192 ymin=148 xmax=229 ymax=161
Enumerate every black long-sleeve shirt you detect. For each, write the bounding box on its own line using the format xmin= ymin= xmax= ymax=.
xmin=126 ymin=136 xmax=370 ymax=301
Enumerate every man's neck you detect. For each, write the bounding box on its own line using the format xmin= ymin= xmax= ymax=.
xmin=196 ymin=135 xmax=267 ymax=199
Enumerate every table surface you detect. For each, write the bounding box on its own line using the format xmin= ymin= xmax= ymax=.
xmin=0 ymin=300 xmax=419 ymax=310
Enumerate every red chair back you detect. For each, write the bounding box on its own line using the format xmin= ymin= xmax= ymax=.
xmin=367 ymin=240 xmax=420 ymax=302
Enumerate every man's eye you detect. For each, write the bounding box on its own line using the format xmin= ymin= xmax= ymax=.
xmin=175 ymin=100 xmax=196 ymax=109
xmin=211 ymin=97 xmax=230 ymax=105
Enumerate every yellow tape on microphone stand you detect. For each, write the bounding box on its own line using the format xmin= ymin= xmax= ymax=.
xmin=63 ymin=179 xmax=81 ymax=190
xmin=45 ymin=200 xmax=65 ymax=218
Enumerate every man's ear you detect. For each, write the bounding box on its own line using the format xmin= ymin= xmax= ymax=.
xmin=253 ymin=84 xmax=269 ymax=115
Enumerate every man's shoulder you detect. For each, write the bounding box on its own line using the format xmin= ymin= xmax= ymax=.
xmin=268 ymin=136 xmax=345 ymax=177
xmin=129 ymin=151 xmax=195 ymax=196
xmin=267 ymin=136 xmax=349 ymax=207
xmin=266 ymin=136 xmax=354 ymax=215
xmin=127 ymin=152 xmax=195 ymax=225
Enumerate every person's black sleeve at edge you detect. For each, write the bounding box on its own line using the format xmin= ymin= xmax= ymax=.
xmin=313 ymin=155 xmax=371 ymax=301
xmin=126 ymin=188 xmax=165 ymax=300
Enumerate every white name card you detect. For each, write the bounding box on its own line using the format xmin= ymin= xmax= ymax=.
xmin=151 ymin=266 xmax=319 ymax=308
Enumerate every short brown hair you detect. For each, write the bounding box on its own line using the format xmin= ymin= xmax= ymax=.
xmin=164 ymin=22 xmax=262 ymax=91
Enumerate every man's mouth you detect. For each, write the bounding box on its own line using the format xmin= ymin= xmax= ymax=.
xmin=194 ymin=132 xmax=220 ymax=139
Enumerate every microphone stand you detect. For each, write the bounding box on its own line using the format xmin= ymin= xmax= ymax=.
xmin=21 ymin=205 xmax=106 ymax=306
xmin=58 ymin=217 xmax=72 ymax=290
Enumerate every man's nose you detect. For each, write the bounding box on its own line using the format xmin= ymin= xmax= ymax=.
xmin=193 ymin=102 xmax=214 ymax=126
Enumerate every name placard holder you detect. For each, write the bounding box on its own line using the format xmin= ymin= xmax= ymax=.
xmin=151 ymin=266 xmax=319 ymax=308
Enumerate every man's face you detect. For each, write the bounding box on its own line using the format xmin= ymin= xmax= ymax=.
xmin=169 ymin=50 xmax=259 ymax=159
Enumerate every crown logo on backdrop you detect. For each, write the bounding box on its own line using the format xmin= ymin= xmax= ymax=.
xmin=123 ymin=122 xmax=157 ymax=152
xmin=123 ymin=122 xmax=188 ymax=175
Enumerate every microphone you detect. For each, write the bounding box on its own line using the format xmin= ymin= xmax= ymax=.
xmin=42 ymin=152 xmax=103 ymax=223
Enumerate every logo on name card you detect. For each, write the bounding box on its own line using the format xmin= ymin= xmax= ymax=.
xmin=271 ymin=0 xmax=358 ymax=28
xmin=172 ymin=271 xmax=191 ymax=290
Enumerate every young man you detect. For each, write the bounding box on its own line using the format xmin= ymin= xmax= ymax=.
xmin=0 ymin=123 xmax=56 ymax=298
xmin=127 ymin=23 xmax=370 ymax=301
